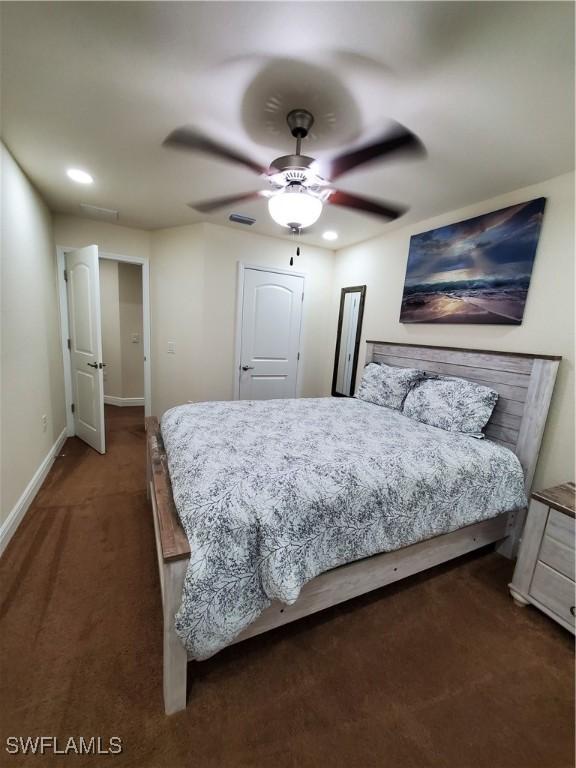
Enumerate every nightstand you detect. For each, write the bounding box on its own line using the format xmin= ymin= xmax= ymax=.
xmin=509 ymin=482 xmax=575 ymax=634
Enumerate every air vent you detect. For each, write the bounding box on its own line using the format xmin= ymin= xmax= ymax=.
xmin=229 ymin=213 xmax=256 ymax=226
xmin=80 ymin=204 xmax=119 ymax=222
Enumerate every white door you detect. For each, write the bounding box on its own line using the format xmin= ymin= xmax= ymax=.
xmin=66 ymin=245 xmax=106 ymax=453
xmin=238 ymin=267 xmax=304 ymax=400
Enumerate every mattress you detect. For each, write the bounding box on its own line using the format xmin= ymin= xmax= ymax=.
xmin=161 ymin=397 xmax=527 ymax=659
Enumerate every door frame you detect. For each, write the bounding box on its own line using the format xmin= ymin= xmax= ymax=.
xmin=233 ymin=262 xmax=306 ymax=401
xmin=56 ymin=246 xmax=152 ymax=436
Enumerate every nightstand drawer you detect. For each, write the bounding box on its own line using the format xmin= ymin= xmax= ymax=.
xmin=539 ymin=534 xmax=575 ymax=580
xmin=545 ymin=509 xmax=575 ymax=550
xmin=530 ymin=561 xmax=575 ymax=628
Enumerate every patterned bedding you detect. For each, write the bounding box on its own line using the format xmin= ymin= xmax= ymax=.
xmin=161 ymin=397 xmax=527 ymax=660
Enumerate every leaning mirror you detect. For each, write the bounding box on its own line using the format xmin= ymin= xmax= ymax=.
xmin=332 ymin=286 xmax=366 ymax=397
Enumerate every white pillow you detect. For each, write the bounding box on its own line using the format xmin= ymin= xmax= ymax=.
xmin=355 ymin=363 xmax=424 ymax=410
xmin=403 ymin=376 xmax=498 ymax=436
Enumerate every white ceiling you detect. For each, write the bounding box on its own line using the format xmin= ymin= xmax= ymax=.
xmin=1 ymin=2 xmax=574 ymax=249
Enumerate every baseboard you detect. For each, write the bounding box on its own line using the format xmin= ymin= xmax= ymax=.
xmin=104 ymin=396 xmax=145 ymax=407
xmin=0 ymin=428 xmax=68 ymax=558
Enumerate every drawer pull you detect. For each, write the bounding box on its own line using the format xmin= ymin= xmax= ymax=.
xmin=571 ymin=606 xmax=575 ymax=617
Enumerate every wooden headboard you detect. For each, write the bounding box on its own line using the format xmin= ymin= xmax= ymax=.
xmin=365 ymin=341 xmax=560 ymax=491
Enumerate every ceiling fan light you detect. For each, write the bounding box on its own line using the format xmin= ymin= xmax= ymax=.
xmin=268 ymin=187 xmax=323 ymax=229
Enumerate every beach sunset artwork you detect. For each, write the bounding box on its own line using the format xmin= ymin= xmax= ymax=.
xmin=400 ymin=198 xmax=546 ymax=324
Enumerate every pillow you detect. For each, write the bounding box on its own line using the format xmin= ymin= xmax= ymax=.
xmin=355 ymin=362 xmax=424 ymax=410
xmin=402 ymin=376 xmax=498 ymax=437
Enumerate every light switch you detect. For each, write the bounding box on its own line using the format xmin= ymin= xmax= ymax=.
xmin=167 ymin=341 xmax=176 ymax=354
xmin=131 ymin=333 xmax=140 ymax=344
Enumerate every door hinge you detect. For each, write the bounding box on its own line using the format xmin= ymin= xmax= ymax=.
xmin=301 ymin=291 xmax=304 ymax=302
xmin=297 ymin=352 xmax=300 ymax=361
xmin=67 ymin=338 xmax=71 ymax=350
xmin=71 ymin=403 xmax=75 ymax=414
xmin=63 ymin=269 xmax=68 ymax=282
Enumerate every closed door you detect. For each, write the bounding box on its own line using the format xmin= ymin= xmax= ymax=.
xmin=66 ymin=245 xmax=106 ymax=453
xmin=238 ymin=268 xmax=304 ymax=400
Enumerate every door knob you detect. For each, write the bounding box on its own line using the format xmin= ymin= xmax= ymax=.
xmin=241 ymin=365 xmax=255 ymax=371
xmin=87 ymin=362 xmax=99 ymax=369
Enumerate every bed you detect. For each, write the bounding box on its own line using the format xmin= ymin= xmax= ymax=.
xmin=147 ymin=341 xmax=560 ymax=714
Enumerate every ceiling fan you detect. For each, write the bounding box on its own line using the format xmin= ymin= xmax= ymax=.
xmin=163 ymin=109 xmax=425 ymax=230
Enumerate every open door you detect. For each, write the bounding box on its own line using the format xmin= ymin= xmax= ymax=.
xmin=65 ymin=245 xmax=106 ymax=454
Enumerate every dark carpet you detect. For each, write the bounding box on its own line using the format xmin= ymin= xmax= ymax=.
xmin=0 ymin=405 xmax=573 ymax=768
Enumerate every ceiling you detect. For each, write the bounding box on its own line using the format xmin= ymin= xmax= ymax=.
xmin=1 ymin=2 xmax=574 ymax=249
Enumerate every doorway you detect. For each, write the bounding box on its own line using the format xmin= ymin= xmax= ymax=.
xmin=234 ymin=264 xmax=304 ymax=400
xmin=99 ymin=258 xmax=145 ymax=439
xmin=57 ymin=245 xmax=151 ymax=453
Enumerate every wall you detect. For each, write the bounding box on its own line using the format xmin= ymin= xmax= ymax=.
xmin=53 ymin=215 xmax=151 ymax=261
xmin=99 ymin=259 xmax=122 ymax=397
xmin=203 ymin=224 xmax=334 ymax=402
xmin=118 ymin=262 xmax=144 ymax=398
xmin=98 ymin=259 xmax=144 ymax=400
xmin=333 ymin=172 xmax=575 ymax=489
xmin=0 ymin=144 xmax=66 ymax=524
xmin=150 ymin=222 xmax=335 ymax=416
xmin=53 ymin=215 xmax=336 ymax=418
xmin=148 ymin=223 xmax=205 ymax=417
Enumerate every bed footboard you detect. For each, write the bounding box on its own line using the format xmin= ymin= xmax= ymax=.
xmin=146 ymin=417 xmax=190 ymax=714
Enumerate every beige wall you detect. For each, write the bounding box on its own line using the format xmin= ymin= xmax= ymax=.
xmin=150 ymin=222 xmax=335 ymax=416
xmin=118 ymin=262 xmax=144 ymax=398
xmin=333 ymin=172 xmax=575 ymax=489
xmin=98 ymin=259 xmax=144 ymax=399
xmin=148 ymin=223 xmax=205 ymax=417
xmin=99 ymin=259 xmax=122 ymax=397
xmin=1 ymin=144 xmax=66 ymax=523
xmin=53 ymin=215 xmax=151 ymax=260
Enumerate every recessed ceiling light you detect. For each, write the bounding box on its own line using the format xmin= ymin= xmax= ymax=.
xmin=322 ymin=231 xmax=338 ymax=241
xmin=66 ymin=168 xmax=93 ymax=184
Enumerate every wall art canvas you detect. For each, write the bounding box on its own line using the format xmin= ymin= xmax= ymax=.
xmin=399 ymin=197 xmax=546 ymax=324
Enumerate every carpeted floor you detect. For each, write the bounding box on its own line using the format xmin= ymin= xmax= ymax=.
xmin=0 ymin=405 xmax=573 ymax=768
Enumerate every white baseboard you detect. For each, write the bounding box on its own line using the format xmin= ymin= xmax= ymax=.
xmin=104 ymin=396 xmax=145 ymax=407
xmin=0 ymin=428 xmax=68 ymax=558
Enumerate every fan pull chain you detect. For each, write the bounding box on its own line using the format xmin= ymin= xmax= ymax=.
xmin=289 ymin=227 xmax=301 ymax=267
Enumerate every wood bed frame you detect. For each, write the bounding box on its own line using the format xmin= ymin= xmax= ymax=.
xmin=146 ymin=341 xmax=560 ymax=714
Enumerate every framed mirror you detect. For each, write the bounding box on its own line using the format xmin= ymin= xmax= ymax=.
xmin=332 ymin=285 xmax=366 ymax=397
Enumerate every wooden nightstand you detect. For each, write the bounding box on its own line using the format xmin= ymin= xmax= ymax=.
xmin=509 ymin=482 xmax=575 ymax=634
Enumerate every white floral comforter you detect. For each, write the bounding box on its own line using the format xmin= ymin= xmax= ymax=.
xmin=161 ymin=397 xmax=526 ymax=659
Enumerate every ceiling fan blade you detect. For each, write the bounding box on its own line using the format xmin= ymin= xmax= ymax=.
xmin=328 ymin=189 xmax=406 ymax=220
xmin=325 ymin=124 xmax=425 ymax=181
xmin=188 ymin=191 xmax=264 ymax=213
xmin=164 ymin=127 xmax=267 ymax=175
